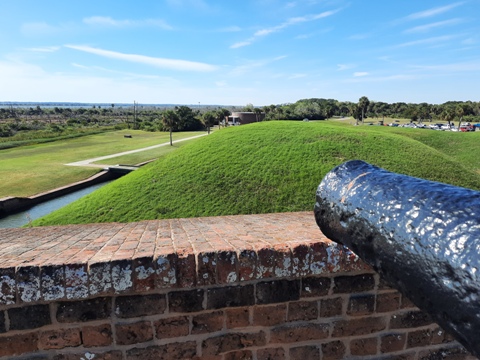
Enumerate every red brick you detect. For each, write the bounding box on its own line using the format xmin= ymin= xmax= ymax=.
xmin=333 ymin=274 xmax=375 ymax=293
xmin=154 ymin=316 xmax=189 ymax=339
xmin=257 ymin=347 xmax=286 ymax=360
xmin=0 ymin=332 xmax=39 ymax=357
xmin=347 ymin=294 xmax=375 ymax=316
xmin=226 ymin=307 xmax=250 ymax=329
xmin=217 ymin=251 xmax=238 ymax=284
xmin=417 ymin=345 xmax=471 ymax=360
xmin=270 ymin=323 xmax=329 ymax=343
xmin=390 ymin=311 xmax=432 ymax=329
xmin=332 ymin=316 xmax=386 ymax=337
xmin=116 ymin=320 xmax=153 ymax=345
xmin=381 ymin=333 xmax=406 ymax=353
xmin=115 ymin=294 xmax=166 ymax=318
xmin=0 ymin=267 xmax=16 ymax=305
xmin=288 ymin=300 xmax=318 ymax=322
xmin=273 ymin=247 xmax=293 ymax=278
xmin=301 ymin=277 xmax=331 ymax=297
xmin=376 ymin=292 xmax=401 ymax=313
xmin=256 ymin=248 xmax=275 ymax=279
xmin=291 ymin=244 xmax=312 ymax=277
xmin=177 ymin=253 xmax=196 ymax=287
xmin=202 ymin=332 xmax=267 ymax=356
xmin=53 ymin=351 xmax=122 ymax=360
xmin=56 ymin=297 xmax=111 ymax=323
xmin=224 ymin=350 xmax=253 ymax=360
xmin=39 ymin=328 xmax=81 ymax=349
xmin=9 ymin=304 xmax=51 ymax=330
xmin=321 ymin=340 xmax=346 ymax=360
xmin=289 ymin=345 xmax=320 ymax=359
xmin=198 ymin=252 xmax=217 ymax=286
xmin=126 ymin=342 xmax=197 ymax=360
xmin=320 ymin=297 xmax=343 ymax=318
xmin=156 ymin=254 xmax=177 ymax=288
xmin=253 ymin=304 xmax=287 ymax=326
xmin=407 ymin=329 xmax=433 ymax=348
xmin=169 ymin=289 xmax=204 ymax=313
xmin=238 ymin=249 xmax=256 ymax=282
xmin=350 ymin=337 xmax=378 ymax=356
xmin=400 ymin=294 xmax=417 ymax=309
xmin=256 ymin=280 xmax=300 ymax=305
xmin=82 ymin=324 xmax=113 ymax=347
xmin=207 ymin=285 xmax=254 ymax=309
xmin=431 ymin=327 xmax=456 ymax=345
xmin=192 ymin=311 xmax=224 ymax=334
xmin=133 ymin=256 xmax=156 ymax=291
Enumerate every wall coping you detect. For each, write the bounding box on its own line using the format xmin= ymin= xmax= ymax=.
xmin=0 ymin=212 xmax=369 ymax=306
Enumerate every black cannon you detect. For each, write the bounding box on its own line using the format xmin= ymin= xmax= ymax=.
xmin=314 ymin=160 xmax=480 ymax=358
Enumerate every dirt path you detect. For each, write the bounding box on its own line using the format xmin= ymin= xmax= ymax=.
xmin=66 ymin=133 xmax=208 ymax=168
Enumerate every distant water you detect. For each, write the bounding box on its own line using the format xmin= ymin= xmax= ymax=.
xmin=0 ymin=181 xmax=111 ymax=228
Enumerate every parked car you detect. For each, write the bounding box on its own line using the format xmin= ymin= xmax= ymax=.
xmin=459 ymin=123 xmax=474 ymax=132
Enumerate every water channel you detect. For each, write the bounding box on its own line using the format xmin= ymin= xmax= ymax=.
xmin=0 ymin=181 xmax=112 ymax=228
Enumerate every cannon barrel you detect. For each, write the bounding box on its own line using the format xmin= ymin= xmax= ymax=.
xmin=314 ymin=160 xmax=480 ymax=357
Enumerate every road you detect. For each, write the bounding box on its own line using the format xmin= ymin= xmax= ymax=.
xmin=66 ymin=133 xmax=208 ymax=168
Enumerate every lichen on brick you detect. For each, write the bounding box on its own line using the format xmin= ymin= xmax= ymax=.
xmin=89 ymin=262 xmax=112 ymax=296
xmin=65 ymin=264 xmax=89 ymax=300
xmin=112 ymin=261 xmax=133 ymax=293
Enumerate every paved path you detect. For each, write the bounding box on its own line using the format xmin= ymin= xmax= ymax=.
xmin=66 ymin=133 xmax=208 ymax=168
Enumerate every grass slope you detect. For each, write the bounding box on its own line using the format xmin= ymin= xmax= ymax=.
xmin=32 ymin=121 xmax=480 ymax=226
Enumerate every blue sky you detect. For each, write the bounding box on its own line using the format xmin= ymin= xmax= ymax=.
xmin=1 ymin=0 xmax=479 ymax=106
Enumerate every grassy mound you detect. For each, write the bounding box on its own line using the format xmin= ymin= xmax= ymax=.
xmin=32 ymin=121 xmax=480 ymax=226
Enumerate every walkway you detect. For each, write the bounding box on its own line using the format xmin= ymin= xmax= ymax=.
xmin=65 ymin=133 xmax=208 ymax=168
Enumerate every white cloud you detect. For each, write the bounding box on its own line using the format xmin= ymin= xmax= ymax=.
xmin=404 ymin=18 xmax=463 ymax=33
xmin=337 ymin=63 xmax=355 ymax=71
xmin=21 ymin=22 xmax=61 ymax=36
xmin=289 ymin=73 xmax=307 ymax=79
xmin=230 ymin=8 xmax=341 ymax=48
xmin=64 ymin=45 xmax=217 ymax=72
xmin=25 ymin=46 xmax=60 ymax=53
xmin=393 ymin=35 xmax=456 ymax=48
xmin=402 ymin=2 xmax=465 ymax=21
xmin=83 ymin=16 xmax=173 ymax=30
xmin=229 ymin=55 xmax=287 ymax=76
xmin=353 ymin=72 xmax=368 ymax=77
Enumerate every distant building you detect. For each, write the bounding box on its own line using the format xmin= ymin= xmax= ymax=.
xmin=227 ymin=112 xmax=265 ymax=125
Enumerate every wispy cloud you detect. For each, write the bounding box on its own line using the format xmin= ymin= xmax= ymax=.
xmin=230 ymin=8 xmax=341 ymax=48
xmin=83 ymin=16 xmax=173 ymax=30
xmin=401 ymin=2 xmax=465 ymax=22
xmin=404 ymin=18 xmax=463 ymax=33
xmin=65 ymin=45 xmax=217 ymax=72
xmin=71 ymin=63 xmax=163 ymax=80
xmin=393 ymin=35 xmax=456 ymax=48
xmin=25 ymin=46 xmax=60 ymax=53
xmin=353 ymin=72 xmax=368 ymax=77
xmin=337 ymin=63 xmax=356 ymax=71
xmin=21 ymin=22 xmax=62 ymax=36
xmin=229 ymin=55 xmax=287 ymax=76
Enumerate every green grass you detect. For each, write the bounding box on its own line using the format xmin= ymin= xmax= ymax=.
xmin=0 ymin=129 xmax=205 ymax=197
xmin=32 ymin=121 xmax=480 ymax=226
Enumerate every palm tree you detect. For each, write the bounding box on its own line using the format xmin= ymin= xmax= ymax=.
xmin=202 ymin=111 xmax=215 ymax=134
xmin=358 ymin=96 xmax=370 ymax=124
xmin=162 ymin=110 xmax=179 ymax=146
xmin=253 ymin=108 xmax=263 ymax=122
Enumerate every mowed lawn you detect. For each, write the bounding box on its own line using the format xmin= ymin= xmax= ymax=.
xmin=0 ymin=129 xmax=205 ymax=198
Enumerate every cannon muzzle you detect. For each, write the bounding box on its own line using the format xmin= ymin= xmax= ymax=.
xmin=314 ymin=160 xmax=480 ymax=357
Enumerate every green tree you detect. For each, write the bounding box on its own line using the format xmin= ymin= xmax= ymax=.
xmin=358 ymin=96 xmax=370 ymax=124
xmin=162 ymin=110 xmax=179 ymax=146
xmin=202 ymin=111 xmax=216 ymax=134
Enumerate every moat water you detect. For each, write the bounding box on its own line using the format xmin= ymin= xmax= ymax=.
xmin=0 ymin=181 xmax=111 ymax=228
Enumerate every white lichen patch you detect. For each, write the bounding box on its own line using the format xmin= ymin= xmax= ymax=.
xmin=112 ymin=263 xmax=133 ymax=293
xmin=275 ymin=257 xmax=291 ymax=278
xmin=0 ymin=275 xmax=16 ymax=305
xmin=89 ymin=264 xmax=112 ymax=296
xmin=42 ymin=269 xmax=65 ymax=301
xmin=226 ymin=272 xmax=237 ymax=283
xmin=135 ymin=265 xmax=155 ymax=280
xmin=65 ymin=266 xmax=88 ymax=300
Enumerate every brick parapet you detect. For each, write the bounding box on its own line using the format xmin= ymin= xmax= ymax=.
xmin=0 ymin=212 xmax=474 ymax=359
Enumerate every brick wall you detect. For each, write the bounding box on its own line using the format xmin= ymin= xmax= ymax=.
xmin=0 ymin=212 xmax=474 ymax=359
